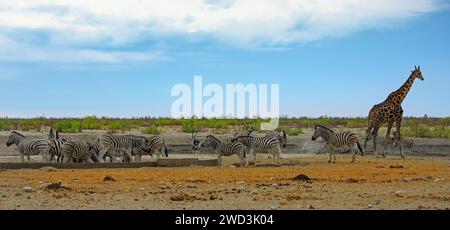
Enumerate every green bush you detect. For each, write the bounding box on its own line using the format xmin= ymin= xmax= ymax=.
xmin=0 ymin=119 xmax=11 ymax=131
xmin=181 ymin=120 xmax=196 ymax=133
xmin=107 ymin=120 xmax=128 ymax=133
xmin=142 ymin=126 xmax=160 ymax=135
xmin=81 ymin=116 xmax=101 ymax=130
xmin=55 ymin=119 xmax=82 ymax=133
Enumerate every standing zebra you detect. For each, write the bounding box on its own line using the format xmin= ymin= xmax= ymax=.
xmin=93 ymin=134 xmax=151 ymax=163
xmin=311 ymin=125 xmax=363 ymax=163
xmin=265 ymin=130 xmax=287 ymax=159
xmin=141 ymin=135 xmax=169 ymax=160
xmin=392 ymin=131 xmax=415 ymax=155
xmin=200 ymin=135 xmax=246 ymax=167
xmin=86 ymin=139 xmax=126 ymax=163
xmin=62 ymin=140 xmax=95 ymax=163
xmin=231 ymin=135 xmax=281 ymax=166
xmin=265 ymin=130 xmax=287 ymax=148
xmin=191 ymin=131 xmax=201 ymax=155
xmin=6 ymin=131 xmax=50 ymax=162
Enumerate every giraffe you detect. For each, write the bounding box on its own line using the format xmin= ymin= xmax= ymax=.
xmin=364 ymin=66 xmax=424 ymax=158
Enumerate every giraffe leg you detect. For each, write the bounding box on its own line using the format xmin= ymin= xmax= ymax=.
xmin=364 ymin=125 xmax=373 ymax=152
xmin=372 ymin=126 xmax=380 ymax=157
xmin=396 ymin=121 xmax=405 ymax=158
xmin=383 ymin=121 xmax=394 ymax=158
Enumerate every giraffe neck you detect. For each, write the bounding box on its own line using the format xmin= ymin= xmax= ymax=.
xmin=387 ymin=72 xmax=416 ymax=105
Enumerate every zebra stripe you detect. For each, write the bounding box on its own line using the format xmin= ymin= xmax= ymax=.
xmin=265 ymin=130 xmax=287 ymax=148
xmin=6 ymin=131 xmax=50 ymax=162
xmin=95 ymin=134 xmax=150 ymax=163
xmin=47 ymin=138 xmax=66 ymax=162
xmin=231 ymin=135 xmax=281 ymax=166
xmin=62 ymin=140 xmax=94 ymax=163
xmin=200 ymin=135 xmax=245 ymax=166
xmin=392 ymin=132 xmax=414 ymax=155
xmin=312 ymin=125 xmax=363 ymax=163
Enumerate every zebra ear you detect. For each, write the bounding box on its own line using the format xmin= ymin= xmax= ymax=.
xmin=56 ymin=131 xmax=59 ymax=139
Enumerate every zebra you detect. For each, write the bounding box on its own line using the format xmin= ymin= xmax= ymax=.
xmin=191 ymin=131 xmax=201 ymax=155
xmin=200 ymin=135 xmax=246 ymax=167
xmin=231 ymin=135 xmax=281 ymax=166
xmin=140 ymin=135 xmax=168 ymax=160
xmin=391 ymin=131 xmax=415 ymax=155
xmin=62 ymin=140 xmax=95 ymax=163
xmin=92 ymin=134 xmax=151 ymax=163
xmin=311 ymin=125 xmax=363 ymax=163
xmin=6 ymin=131 xmax=50 ymax=162
xmin=264 ymin=130 xmax=287 ymax=159
xmin=43 ymin=129 xmax=68 ymax=162
xmin=86 ymin=139 xmax=126 ymax=163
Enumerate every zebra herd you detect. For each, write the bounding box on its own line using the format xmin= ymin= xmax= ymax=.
xmin=6 ymin=129 xmax=168 ymax=163
xmin=5 ymin=124 xmax=414 ymax=165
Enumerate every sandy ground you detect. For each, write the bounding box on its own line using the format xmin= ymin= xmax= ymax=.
xmin=0 ymin=155 xmax=449 ymax=210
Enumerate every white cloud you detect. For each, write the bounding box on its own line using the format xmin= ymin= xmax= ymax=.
xmin=0 ymin=0 xmax=445 ymax=62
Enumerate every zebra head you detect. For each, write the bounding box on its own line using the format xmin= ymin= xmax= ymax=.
xmin=201 ymin=135 xmax=220 ymax=149
xmin=312 ymin=125 xmax=333 ymax=141
xmin=6 ymin=131 xmax=25 ymax=146
xmin=281 ymin=130 xmax=287 ymax=148
xmin=192 ymin=131 xmax=200 ymax=150
xmin=45 ymin=128 xmax=54 ymax=139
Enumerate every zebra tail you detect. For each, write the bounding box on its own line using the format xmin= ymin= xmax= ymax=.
xmin=163 ymin=141 xmax=168 ymax=157
xmin=357 ymin=142 xmax=364 ymax=156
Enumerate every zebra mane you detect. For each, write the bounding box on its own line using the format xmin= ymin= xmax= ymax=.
xmin=207 ymin=135 xmax=222 ymax=143
xmin=314 ymin=125 xmax=334 ymax=133
xmin=11 ymin=131 xmax=25 ymax=138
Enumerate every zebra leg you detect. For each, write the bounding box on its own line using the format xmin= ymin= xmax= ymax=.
xmin=350 ymin=145 xmax=356 ymax=163
xmin=327 ymin=146 xmax=332 ymax=163
xmin=98 ymin=148 xmax=108 ymax=163
xmin=276 ymin=145 xmax=282 ymax=165
xmin=217 ymin=153 xmax=222 ymax=167
xmin=332 ymin=149 xmax=337 ymax=163
xmin=253 ymin=149 xmax=258 ymax=167
xmin=246 ymin=149 xmax=254 ymax=167
xmin=19 ymin=153 xmax=25 ymax=163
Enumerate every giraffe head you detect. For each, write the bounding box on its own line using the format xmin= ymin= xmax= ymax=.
xmin=411 ymin=66 xmax=424 ymax=81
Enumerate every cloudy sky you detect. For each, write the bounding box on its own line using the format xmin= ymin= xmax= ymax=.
xmin=0 ymin=0 xmax=449 ymax=118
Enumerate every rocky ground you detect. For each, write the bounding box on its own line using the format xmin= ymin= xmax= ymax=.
xmin=0 ymin=155 xmax=449 ymax=210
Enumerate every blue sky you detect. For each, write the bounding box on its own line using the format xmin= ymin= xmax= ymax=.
xmin=0 ymin=0 xmax=449 ymax=118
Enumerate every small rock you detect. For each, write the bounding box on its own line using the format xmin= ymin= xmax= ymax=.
xmin=417 ymin=176 xmax=433 ymax=181
xmin=209 ymin=195 xmax=218 ymax=200
xmin=389 ymin=165 xmax=404 ymax=169
xmin=394 ymin=190 xmax=405 ymax=197
xmin=103 ymin=176 xmax=115 ymax=182
xmin=1 ymin=194 xmax=7 ymax=198
xmin=236 ymin=181 xmax=245 ymax=185
xmin=402 ymin=177 xmax=413 ymax=182
xmin=308 ymin=205 xmax=315 ymax=210
xmin=293 ymin=174 xmax=312 ymax=182
xmin=368 ymin=199 xmax=381 ymax=208
xmin=229 ymin=165 xmax=237 ymax=168
xmin=251 ymin=189 xmax=258 ymax=195
xmin=236 ymin=185 xmax=245 ymax=193
xmin=186 ymin=184 xmax=198 ymax=189
xmin=40 ymin=166 xmax=57 ymax=172
xmin=265 ymin=204 xmax=278 ymax=210
xmin=21 ymin=186 xmax=33 ymax=193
